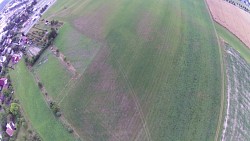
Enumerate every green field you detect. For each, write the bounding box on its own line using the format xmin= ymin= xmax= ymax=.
xmin=32 ymin=50 xmax=73 ymax=99
xmin=215 ymin=23 xmax=250 ymax=63
xmin=53 ymin=22 xmax=101 ymax=72
xmin=10 ymin=60 xmax=75 ymax=141
xmin=41 ymin=0 xmax=223 ymax=140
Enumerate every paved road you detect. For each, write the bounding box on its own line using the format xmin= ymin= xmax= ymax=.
xmin=23 ymin=0 xmax=57 ymax=35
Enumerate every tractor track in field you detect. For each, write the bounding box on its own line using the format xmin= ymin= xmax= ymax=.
xmin=204 ymin=0 xmax=226 ymax=141
xmin=57 ymin=44 xmax=110 ymax=104
xmin=116 ymin=59 xmax=152 ymax=141
xmin=56 ymin=48 xmax=125 ymax=141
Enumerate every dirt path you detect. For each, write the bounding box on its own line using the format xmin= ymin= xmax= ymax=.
xmin=56 ymin=73 xmax=80 ymax=103
xmin=204 ymin=0 xmax=226 ymax=141
xmin=50 ymin=46 xmax=77 ymax=75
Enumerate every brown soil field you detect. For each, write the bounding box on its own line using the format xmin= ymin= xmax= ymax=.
xmin=206 ymin=0 xmax=250 ymax=49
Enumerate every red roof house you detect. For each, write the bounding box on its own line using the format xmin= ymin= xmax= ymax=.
xmin=6 ymin=122 xmax=16 ymax=137
xmin=12 ymin=53 xmax=22 ymax=64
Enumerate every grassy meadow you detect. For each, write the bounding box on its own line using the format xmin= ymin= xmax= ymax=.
xmin=41 ymin=0 xmax=223 ymax=140
xmin=32 ymin=50 xmax=73 ymax=99
xmin=53 ymin=22 xmax=101 ymax=72
xmin=9 ymin=60 xmax=75 ymax=141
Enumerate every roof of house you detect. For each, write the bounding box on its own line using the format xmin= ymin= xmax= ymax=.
xmin=6 ymin=127 xmax=14 ymax=136
xmin=7 ymin=48 xmax=12 ymax=54
xmin=12 ymin=54 xmax=22 ymax=64
xmin=0 ymin=78 xmax=7 ymax=87
xmin=0 ymin=78 xmax=7 ymax=81
xmin=0 ymin=94 xmax=4 ymax=102
xmin=6 ymin=122 xmax=15 ymax=137
xmin=0 ymin=56 xmax=6 ymax=63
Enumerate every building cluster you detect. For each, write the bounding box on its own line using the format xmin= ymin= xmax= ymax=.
xmin=224 ymin=0 xmax=250 ymax=13
xmin=0 ymin=0 xmax=56 ymax=139
xmin=0 ymin=0 xmax=40 ymax=140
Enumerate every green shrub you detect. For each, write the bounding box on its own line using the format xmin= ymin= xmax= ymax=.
xmin=55 ymin=112 xmax=61 ymax=117
xmin=67 ymin=127 xmax=73 ymax=133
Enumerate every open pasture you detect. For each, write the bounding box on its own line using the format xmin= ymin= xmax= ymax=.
xmin=32 ymin=50 xmax=73 ymax=99
xmin=9 ymin=60 xmax=75 ymax=141
xmin=46 ymin=0 xmax=224 ymax=140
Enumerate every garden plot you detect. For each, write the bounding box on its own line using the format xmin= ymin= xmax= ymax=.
xmin=28 ymin=46 xmax=41 ymax=57
xmin=221 ymin=43 xmax=250 ymax=141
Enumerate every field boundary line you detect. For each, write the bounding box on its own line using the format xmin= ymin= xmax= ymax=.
xmin=204 ymin=0 xmax=226 ymax=141
xmin=115 ymin=60 xmax=152 ymax=141
xmin=55 ymin=73 xmax=79 ymax=101
xmin=57 ymin=46 xmax=110 ymax=104
xmin=50 ymin=46 xmax=77 ymax=75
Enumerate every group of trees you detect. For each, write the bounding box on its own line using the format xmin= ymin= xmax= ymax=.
xmin=49 ymin=101 xmax=61 ymax=117
xmin=10 ymin=103 xmax=19 ymax=116
xmin=25 ymin=28 xmax=58 ymax=66
xmin=48 ymin=28 xmax=58 ymax=40
xmin=50 ymin=20 xmax=59 ymax=26
xmin=40 ymin=5 xmax=48 ymax=14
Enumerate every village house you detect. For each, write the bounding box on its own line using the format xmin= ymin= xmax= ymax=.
xmin=5 ymin=38 xmax=12 ymax=46
xmin=12 ymin=53 xmax=22 ymax=64
xmin=6 ymin=48 xmax=13 ymax=55
xmin=0 ymin=133 xmax=2 ymax=141
xmin=1 ymin=47 xmax=7 ymax=55
xmin=19 ymin=35 xmax=28 ymax=45
xmin=0 ymin=65 xmax=2 ymax=74
xmin=0 ymin=78 xmax=8 ymax=91
xmin=5 ymin=122 xmax=16 ymax=137
xmin=0 ymin=56 xmax=6 ymax=63
xmin=0 ymin=94 xmax=4 ymax=104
